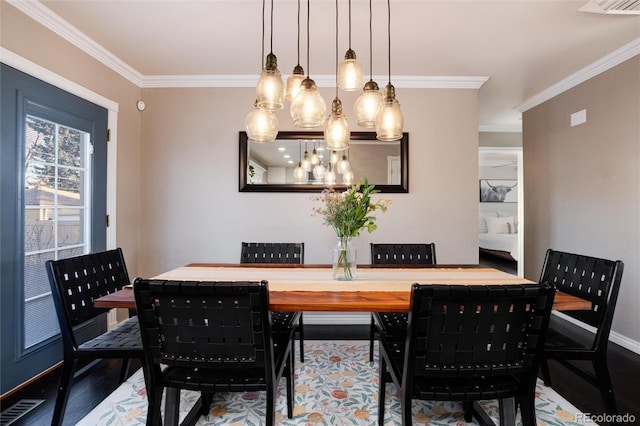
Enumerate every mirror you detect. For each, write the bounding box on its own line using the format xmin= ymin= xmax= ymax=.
xmin=239 ymin=131 xmax=408 ymax=193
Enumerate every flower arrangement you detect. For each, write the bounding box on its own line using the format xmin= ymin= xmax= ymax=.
xmin=313 ymin=178 xmax=390 ymax=279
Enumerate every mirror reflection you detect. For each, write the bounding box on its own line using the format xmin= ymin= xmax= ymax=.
xmin=239 ymin=131 xmax=408 ymax=193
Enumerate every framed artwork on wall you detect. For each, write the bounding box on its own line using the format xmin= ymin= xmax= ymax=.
xmin=479 ymin=179 xmax=517 ymax=203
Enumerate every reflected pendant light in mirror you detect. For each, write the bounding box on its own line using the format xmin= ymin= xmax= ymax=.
xmin=256 ymin=0 xmax=284 ymax=111
xmin=325 ymin=162 xmax=336 ymax=185
xmin=376 ymin=0 xmax=404 ymax=141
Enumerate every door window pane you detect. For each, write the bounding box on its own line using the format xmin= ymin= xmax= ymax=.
xmin=23 ymin=115 xmax=91 ymax=349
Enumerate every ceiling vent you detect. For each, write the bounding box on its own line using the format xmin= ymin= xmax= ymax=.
xmin=579 ymin=0 xmax=640 ymax=14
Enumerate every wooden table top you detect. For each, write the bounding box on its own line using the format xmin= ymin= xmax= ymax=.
xmin=94 ymin=263 xmax=591 ymax=312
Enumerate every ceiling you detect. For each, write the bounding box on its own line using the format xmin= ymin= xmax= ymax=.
xmin=16 ymin=1 xmax=640 ymax=130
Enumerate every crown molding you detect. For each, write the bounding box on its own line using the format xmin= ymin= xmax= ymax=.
xmin=516 ymin=38 xmax=640 ymax=113
xmin=7 ymin=0 xmax=145 ymax=87
xmin=140 ymin=74 xmax=488 ymax=89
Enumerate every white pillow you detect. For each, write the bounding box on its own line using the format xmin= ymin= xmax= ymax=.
xmin=479 ymin=211 xmax=497 ymax=233
xmin=485 ymin=216 xmax=513 ymax=234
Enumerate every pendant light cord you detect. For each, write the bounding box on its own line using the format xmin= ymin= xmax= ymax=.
xmin=261 ymin=0 xmax=265 ymax=69
xmin=348 ymin=0 xmax=352 ymax=50
xmin=387 ymin=0 xmax=391 ymax=85
xmin=269 ymin=0 xmax=274 ymax=55
xmin=335 ymin=0 xmax=339 ymax=97
xmin=296 ymin=0 xmax=301 ymax=66
xmin=306 ymin=0 xmax=311 ymax=77
xmin=369 ymin=0 xmax=373 ymax=81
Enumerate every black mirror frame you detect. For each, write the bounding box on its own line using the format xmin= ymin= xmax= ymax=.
xmin=239 ymin=131 xmax=409 ymax=193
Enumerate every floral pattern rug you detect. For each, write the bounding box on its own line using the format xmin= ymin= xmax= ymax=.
xmin=79 ymin=340 xmax=587 ymax=425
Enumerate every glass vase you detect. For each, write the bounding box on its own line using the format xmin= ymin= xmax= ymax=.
xmin=333 ymin=237 xmax=357 ymax=281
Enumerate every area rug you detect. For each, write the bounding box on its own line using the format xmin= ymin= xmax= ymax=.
xmin=79 ymin=340 xmax=587 ymax=425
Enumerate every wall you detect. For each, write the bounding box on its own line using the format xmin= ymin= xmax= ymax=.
xmin=1 ymin=2 xmax=143 ymax=275
xmin=137 ymin=87 xmax=480 ymax=277
xmin=523 ymin=56 xmax=640 ymax=348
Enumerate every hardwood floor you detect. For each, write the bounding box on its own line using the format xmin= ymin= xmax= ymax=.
xmin=1 ymin=326 xmax=638 ymax=425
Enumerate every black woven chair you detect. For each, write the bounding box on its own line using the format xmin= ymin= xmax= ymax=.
xmin=538 ymin=249 xmax=624 ymax=417
xmin=45 ymin=248 xmax=144 ymax=426
xmin=378 ymin=283 xmax=555 ymax=426
xmin=369 ymin=243 xmax=436 ymax=362
xmin=241 ymin=242 xmax=305 ymax=362
xmin=134 ymin=279 xmax=295 ymax=426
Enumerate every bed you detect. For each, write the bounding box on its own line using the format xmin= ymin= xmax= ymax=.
xmin=479 ymin=212 xmax=518 ymax=262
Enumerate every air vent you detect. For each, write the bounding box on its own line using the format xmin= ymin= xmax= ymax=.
xmin=580 ymin=0 xmax=640 ymax=14
xmin=0 ymin=399 xmax=44 ymax=425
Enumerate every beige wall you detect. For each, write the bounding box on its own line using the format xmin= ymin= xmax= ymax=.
xmin=479 ymin=131 xmax=522 ymax=147
xmin=523 ymin=56 xmax=640 ymax=345
xmin=1 ymin=2 xmax=143 ymax=275
xmin=138 ymin=86 xmax=480 ymax=276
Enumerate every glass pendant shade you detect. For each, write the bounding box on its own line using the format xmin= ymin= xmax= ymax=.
xmin=337 ymin=154 xmax=351 ymax=174
xmin=324 ymin=163 xmax=336 ymax=185
xmin=330 ymin=150 xmax=339 ymax=165
xmin=245 ymin=103 xmax=278 ymax=143
xmin=338 ymin=49 xmax=364 ymax=91
xmin=312 ymin=162 xmax=325 ymax=180
xmin=343 ymin=169 xmax=353 ymax=185
xmin=256 ymin=53 xmax=285 ymax=111
xmin=290 ymin=77 xmax=327 ymax=128
xmin=302 ymin=150 xmax=311 ymax=171
xmin=293 ymin=162 xmax=307 ymax=183
xmin=310 ymin=148 xmax=319 ymax=165
xmin=286 ymin=65 xmax=305 ymax=101
xmin=376 ymin=83 xmax=404 ymax=141
xmin=325 ymin=98 xmax=350 ymax=151
xmin=354 ymin=80 xmax=383 ymax=128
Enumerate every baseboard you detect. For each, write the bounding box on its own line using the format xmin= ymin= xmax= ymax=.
xmin=552 ymin=311 xmax=640 ymax=355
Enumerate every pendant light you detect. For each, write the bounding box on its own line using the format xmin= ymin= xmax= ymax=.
xmin=302 ymin=142 xmax=311 ymax=171
xmin=337 ymin=152 xmax=351 ymax=174
xmin=290 ymin=0 xmax=326 ymax=128
xmin=338 ymin=0 xmax=364 ymax=91
xmin=293 ymin=142 xmax=308 ymax=183
xmin=286 ymin=0 xmax=305 ymax=101
xmin=376 ymin=0 xmax=404 ymax=141
xmin=310 ymin=143 xmax=320 ymax=165
xmin=343 ymin=169 xmax=354 ymax=185
xmin=245 ymin=0 xmax=278 ymax=143
xmin=354 ymin=0 xmax=383 ymax=128
xmin=325 ymin=0 xmax=350 ymax=151
xmin=312 ymin=161 xmax=325 ymax=181
xmin=325 ymin=162 xmax=336 ymax=185
xmin=256 ymin=0 xmax=284 ymax=111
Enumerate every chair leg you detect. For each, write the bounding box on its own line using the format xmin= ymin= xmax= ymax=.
xmin=164 ymin=388 xmax=181 ymax=425
xmin=517 ymin=394 xmax=537 ymax=426
xmin=286 ymin=349 xmax=295 ymax=418
xmin=51 ymin=358 xmax=77 ymax=426
xmin=462 ymin=401 xmax=474 ymax=423
xmin=200 ymin=392 xmax=214 ymax=416
xmin=539 ymin=358 xmax=552 ymax=386
xmin=298 ymin=315 xmax=305 ymax=363
xmin=266 ymin=381 xmax=276 ymax=426
xmin=119 ymin=358 xmax=132 ymax=383
xmin=401 ymin=391 xmax=412 ymax=426
xmin=146 ymin=385 xmax=163 ymax=426
xmin=369 ymin=315 xmax=376 ymax=364
xmin=378 ymin=355 xmax=387 ymax=426
xmin=593 ymin=357 xmax=618 ymax=416
xmin=498 ymin=397 xmax=516 ymax=426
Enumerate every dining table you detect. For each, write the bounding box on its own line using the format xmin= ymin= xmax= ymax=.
xmin=94 ymin=263 xmax=591 ymax=312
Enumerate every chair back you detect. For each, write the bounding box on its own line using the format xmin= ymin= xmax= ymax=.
xmin=370 ymin=243 xmax=436 ymax=264
xmin=241 ymin=242 xmax=304 ymax=264
xmin=404 ymin=283 xmax=555 ymax=391
xmin=134 ymin=279 xmax=274 ymax=373
xmin=539 ymin=249 xmax=623 ymax=347
xmin=45 ymin=248 xmax=131 ymax=349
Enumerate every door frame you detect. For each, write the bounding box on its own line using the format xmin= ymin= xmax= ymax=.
xmin=1 ymin=49 xmax=117 ymax=249
xmin=478 ymin=146 xmax=524 ymax=276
